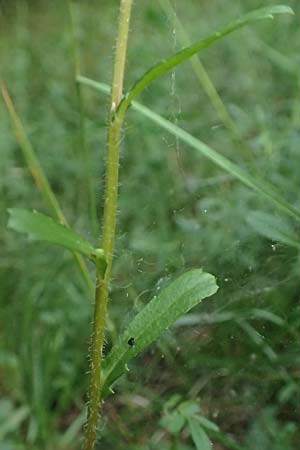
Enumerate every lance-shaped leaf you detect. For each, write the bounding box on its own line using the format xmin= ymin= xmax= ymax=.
xmin=117 ymin=5 xmax=293 ymax=117
xmin=7 ymin=209 xmax=106 ymax=270
xmin=78 ymin=76 xmax=300 ymax=223
xmin=188 ymin=417 xmax=213 ymax=450
xmin=247 ymin=211 xmax=300 ymax=250
xmin=101 ymin=269 xmax=218 ymax=394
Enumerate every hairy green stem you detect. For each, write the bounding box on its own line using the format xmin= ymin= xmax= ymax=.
xmin=83 ymin=1 xmax=133 ymax=448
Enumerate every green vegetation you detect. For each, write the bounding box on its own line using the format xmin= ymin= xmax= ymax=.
xmin=0 ymin=1 xmax=299 ymax=449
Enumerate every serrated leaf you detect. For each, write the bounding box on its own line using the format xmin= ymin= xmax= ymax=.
xmin=101 ymin=269 xmax=218 ymax=394
xmin=117 ymin=5 xmax=293 ymax=117
xmin=188 ymin=417 xmax=212 ymax=450
xmin=247 ymin=211 xmax=300 ymax=249
xmin=7 ymin=209 xmax=106 ymax=268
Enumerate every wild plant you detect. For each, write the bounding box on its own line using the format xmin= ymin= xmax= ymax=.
xmin=1 ymin=2 xmax=295 ymax=449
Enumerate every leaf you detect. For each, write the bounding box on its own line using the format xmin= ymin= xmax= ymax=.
xmin=160 ymin=411 xmax=186 ymax=434
xmin=164 ymin=394 xmax=182 ymax=412
xmin=0 ymin=405 xmax=29 ymax=439
xmin=128 ymin=99 xmax=300 ymax=223
xmin=79 ymin=76 xmax=300 ymax=224
xmin=194 ymin=416 xmax=219 ymax=433
xmin=249 ymin=308 xmax=284 ymax=326
xmin=0 ymin=80 xmax=64 ymax=224
xmin=117 ymin=5 xmax=293 ymax=116
xmin=178 ymin=401 xmax=201 ymax=417
xmin=159 ymin=0 xmax=240 ymax=142
xmin=188 ymin=417 xmax=212 ymax=450
xmin=1 ymin=81 xmax=94 ymax=292
xmin=59 ymin=410 xmax=86 ymax=448
xmin=247 ymin=211 xmax=300 ymax=250
xmin=101 ymin=269 xmax=218 ymax=394
xmin=7 ymin=209 xmax=106 ymax=269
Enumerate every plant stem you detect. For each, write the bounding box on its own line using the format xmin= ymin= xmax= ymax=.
xmin=83 ymin=1 xmax=132 ymax=449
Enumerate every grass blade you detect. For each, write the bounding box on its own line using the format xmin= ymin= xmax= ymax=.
xmin=1 ymin=80 xmax=94 ymax=292
xmin=247 ymin=211 xmax=300 ymax=249
xmin=0 ymin=406 xmax=29 ymax=440
xmin=159 ymin=0 xmax=241 ymax=142
xmin=68 ymin=0 xmax=98 ymax=236
xmin=0 ymin=80 xmax=64 ymax=223
xmin=78 ymin=76 xmax=300 ymax=223
xmin=59 ymin=411 xmax=86 ymax=449
xmin=117 ymin=5 xmax=293 ymax=116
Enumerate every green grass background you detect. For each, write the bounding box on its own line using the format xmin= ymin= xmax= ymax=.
xmin=0 ymin=0 xmax=300 ymax=449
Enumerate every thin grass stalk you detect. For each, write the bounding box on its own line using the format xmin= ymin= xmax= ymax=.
xmin=0 ymin=80 xmax=94 ymax=294
xmin=83 ymin=1 xmax=133 ymax=448
xmin=68 ymin=0 xmax=98 ymax=236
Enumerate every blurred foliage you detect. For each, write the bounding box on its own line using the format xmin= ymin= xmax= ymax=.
xmin=0 ymin=0 xmax=300 ymax=449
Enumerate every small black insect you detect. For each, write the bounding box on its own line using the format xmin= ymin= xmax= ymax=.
xmin=127 ymin=337 xmax=135 ymax=346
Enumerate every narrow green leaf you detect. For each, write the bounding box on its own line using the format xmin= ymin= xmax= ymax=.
xmin=101 ymin=269 xmax=218 ymax=393
xmin=209 ymin=429 xmax=250 ymax=450
xmin=194 ymin=416 xmax=219 ymax=433
xmin=117 ymin=5 xmax=293 ymax=116
xmin=1 ymin=80 xmax=94 ymax=293
xmin=247 ymin=211 xmax=300 ymax=249
xmin=128 ymin=98 xmax=300 ymax=223
xmin=188 ymin=417 xmax=212 ymax=450
xmin=238 ymin=320 xmax=278 ymax=362
xmin=164 ymin=394 xmax=182 ymax=412
xmin=78 ymin=76 xmax=300 ymax=224
xmin=0 ymin=80 xmax=64 ymax=224
xmin=249 ymin=308 xmax=284 ymax=326
xmin=159 ymin=0 xmax=242 ymax=144
xmin=0 ymin=406 xmax=29 ymax=439
xmin=59 ymin=411 xmax=86 ymax=448
xmin=7 ymin=209 xmax=105 ymax=267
